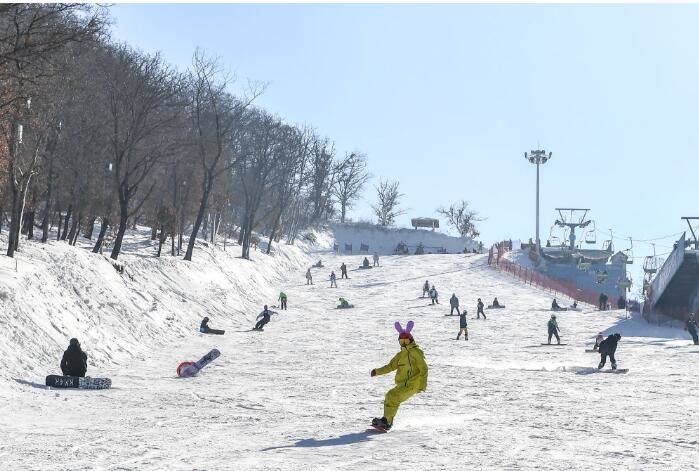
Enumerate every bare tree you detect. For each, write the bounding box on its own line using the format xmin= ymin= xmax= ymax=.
xmin=372 ymin=179 xmax=404 ymax=226
xmin=98 ymin=45 xmax=182 ymax=260
xmin=183 ymin=49 xmax=260 ymax=261
xmin=332 ymin=152 xmax=370 ymax=223
xmin=437 ymin=200 xmax=483 ymax=238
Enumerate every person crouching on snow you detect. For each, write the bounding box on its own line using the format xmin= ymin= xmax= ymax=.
xmin=371 ymin=321 xmax=428 ymax=431
xmin=598 ymin=333 xmax=621 ymax=370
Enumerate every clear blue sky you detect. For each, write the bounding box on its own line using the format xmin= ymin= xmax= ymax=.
xmin=110 ymin=4 xmax=699 ymax=270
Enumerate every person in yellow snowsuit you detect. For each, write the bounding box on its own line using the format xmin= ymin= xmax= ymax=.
xmin=371 ymin=321 xmax=428 ymax=430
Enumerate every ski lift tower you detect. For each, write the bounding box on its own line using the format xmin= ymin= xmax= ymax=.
xmin=524 ymin=148 xmax=552 ymax=253
xmin=681 ymin=217 xmax=699 ymax=250
xmin=554 ymin=208 xmax=592 ymax=250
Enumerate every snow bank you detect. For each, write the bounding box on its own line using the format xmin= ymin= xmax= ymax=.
xmin=328 ymin=222 xmax=478 ymax=255
xmin=0 ymin=228 xmax=318 ymax=393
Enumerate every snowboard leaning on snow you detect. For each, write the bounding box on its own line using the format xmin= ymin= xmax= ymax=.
xmin=598 ymin=368 xmax=629 ymax=374
xmin=45 ymin=375 xmax=112 ymax=389
xmin=177 ymin=348 xmax=221 ymax=378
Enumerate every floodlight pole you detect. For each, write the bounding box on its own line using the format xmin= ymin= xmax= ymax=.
xmin=525 ymin=149 xmax=552 ymax=253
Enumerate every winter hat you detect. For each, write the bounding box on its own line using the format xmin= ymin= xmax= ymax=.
xmin=395 ymin=321 xmax=414 ymax=341
xmin=613 ymin=333 xmax=621 ymax=340
xmin=69 ymin=338 xmax=80 ymax=348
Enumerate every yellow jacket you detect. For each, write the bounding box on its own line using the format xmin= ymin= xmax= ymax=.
xmin=375 ymin=342 xmax=428 ymax=392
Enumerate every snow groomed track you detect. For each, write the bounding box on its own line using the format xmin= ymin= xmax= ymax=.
xmin=2 ymin=251 xmax=698 ymax=470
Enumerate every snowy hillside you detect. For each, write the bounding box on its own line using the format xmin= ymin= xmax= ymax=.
xmin=329 ymin=222 xmax=479 ymax=255
xmin=0 ymin=229 xmax=327 ymax=391
xmin=2 ymin=242 xmax=697 ymax=470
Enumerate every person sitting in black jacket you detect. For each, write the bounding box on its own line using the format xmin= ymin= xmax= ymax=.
xmin=61 ymin=338 xmax=87 ymax=377
xmin=598 ymin=333 xmax=621 ymax=370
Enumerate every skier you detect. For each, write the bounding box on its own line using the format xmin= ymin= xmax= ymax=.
xmin=456 ymin=311 xmax=468 ymax=340
xmin=598 ymin=333 xmax=621 ymax=370
xmin=278 ymin=291 xmax=288 ymax=310
xmin=476 ymin=298 xmax=486 ymax=319
xmin=362 ymin=257 xmax=370 ymax=268
xmin=685 ymin=312 xmax=699 ymax=345
xmin=547 ymin=314 xmax=561 ymax=344
xmin=429 ymin=286 xmax=439 ymax=305
xmin=330 ymin=271 xmax=338 ymax=288
xmin=593 ymin=332 xmax=604 ymax=351
xmin=337 ymin=297 xmax=351 ymax=309
xmin=373 ymin=252 xmax=380 ymax=267
xmin=371 ymin=321 xmax=428 ymax=431
xmin=422 ymin=280 xmax=430 ymax=298
xmin=340 ymin=263 xmax=348 ymax=279
xmin=598 ymin=292 xmax=608 ymax=311
xmin=449 ymin=293 xmax=460 ymax=315
xmin=60 ymin=338 xmax=87 ymax=377
xmin=254 ymin=305 xmax=276 ymax=331
xmin=306 ymin=269 xmax=313 ymax=285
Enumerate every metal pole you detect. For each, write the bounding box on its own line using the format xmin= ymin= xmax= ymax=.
xmin=536 ymin=161 xmax=541 ymax=253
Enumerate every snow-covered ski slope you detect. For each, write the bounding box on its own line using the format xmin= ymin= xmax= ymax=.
xmin=2 ymin=243 xmax=698 ymax=470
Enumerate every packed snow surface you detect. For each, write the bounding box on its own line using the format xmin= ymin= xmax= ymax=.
xmin=1 ymin=238 xmax=698 ymax=470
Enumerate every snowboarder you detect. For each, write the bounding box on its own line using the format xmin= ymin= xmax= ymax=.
xmin=278 ymin=291 xmax=288 ymax=310
xmin=598 ymin=292 xmax=608 ymax=311
xmin=340 ymin=263 xmax=348 ymax=279
xmin=476 ymin=298 xmax=486 ymax=319
xmin=551 ymin=298 xmax=564 ymax=311
xmin=362 ymin=257 xmax=370 ymax=268
xmin=598 ymin=333 xmax=621 ymax=370
xmin=371 ymin=321 xmax=428 ymax=431
xmin=313 ymin=260 xmax=323 ymax=268
xmin=422 ymin=280 xmax=430 ymax=298
xmin=457 ymin=311 xmax=468 ymax=340
xmin=330 ymin=271 xmax=338 ymax=288
xmin=337 ymin=297 xmax=351 ymax=309
xmin=491 ymin=297 xmax=501 ymax=308
xmin=429 ymin=286 xmax=439 ymax=305
xmin=60 ymin=338 xmax=87 ymax=378
xmin=449 ymin=293 xmax=460 ymax=315
xmin=617 ymin=297 xmax=626 ymax=310
xmin=593 ymin=332 xmax=604 ymax=351
xmin=254 ymin=305 xmax=276 ymax=331
xmin=547 ymin=314 xmax=561 ymax=344
xmin=373 ymin=252 xmax=380 ymax=267
xmin=306 ymin=269 xmax=313 ymax=285
xmin=199 ymin=317 xmax=224 ymax=334
xmin=685 ymin=312 xmax=698 ymax=345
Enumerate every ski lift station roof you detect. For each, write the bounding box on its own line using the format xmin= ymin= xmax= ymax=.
xmin=411 ymin=218 xmax=439 ymax=229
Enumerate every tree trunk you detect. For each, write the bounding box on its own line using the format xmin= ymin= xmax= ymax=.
xmin=110 ymin=200 xmax=129 ymax=260
xmin=67 ymin=212 xmax=80 ymax=245
xmin=93 ymin=218 xmax=109 ymax=253
xmin=55 ymin=208 xmax=62 ymax=241
xmin=61 ymin=205 xmax=72 ymax=240
xmin=150 ymin=226 xmax=158 ymax=240
xmin=84 ymin=217 xmax=96 ymax=240
xmin=184 ymin=174 xmax=214 ymax=261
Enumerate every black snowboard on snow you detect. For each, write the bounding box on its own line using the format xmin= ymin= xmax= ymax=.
xmin=201 ymin=328 xmax=225 ymax=335
xmin=46 ymin=375 xmax=112 ymax=389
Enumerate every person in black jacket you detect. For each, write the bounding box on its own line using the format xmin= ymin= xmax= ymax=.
xmin=476 ymin=298 xmax=486 ymax=319
xmin=61 ymin=338 xmax=87 ymax=377
xmin=598 ymin=333 xmax=621 ymax=370
xmin=598 ymin=292 xmax=608 ymax=311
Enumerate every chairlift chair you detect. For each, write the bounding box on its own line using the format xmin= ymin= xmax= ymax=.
xmin=624 ymin=238 xmax=634 ymax=265
xmin=584 ymin=221 xmax=597 ymax=245
xmin=596 ymin=270 xmax=609 ymax=284
xmin=577 ymin=258 xmax=592 ymax=271
xmin=617 ymin=275 xmax=632 ymax=290
xmin=643 ymin=256 xmax=658 ymax=274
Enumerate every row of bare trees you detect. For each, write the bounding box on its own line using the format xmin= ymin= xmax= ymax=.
xmin=0 ymin=5 xmax=372 ymax=261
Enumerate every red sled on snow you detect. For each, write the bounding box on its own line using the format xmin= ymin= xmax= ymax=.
xmin=177 ymin=348 xmax=220 ymax=378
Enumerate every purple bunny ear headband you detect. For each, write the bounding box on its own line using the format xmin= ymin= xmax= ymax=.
xmin=395 ymin=321 xmax=414 ymax=338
